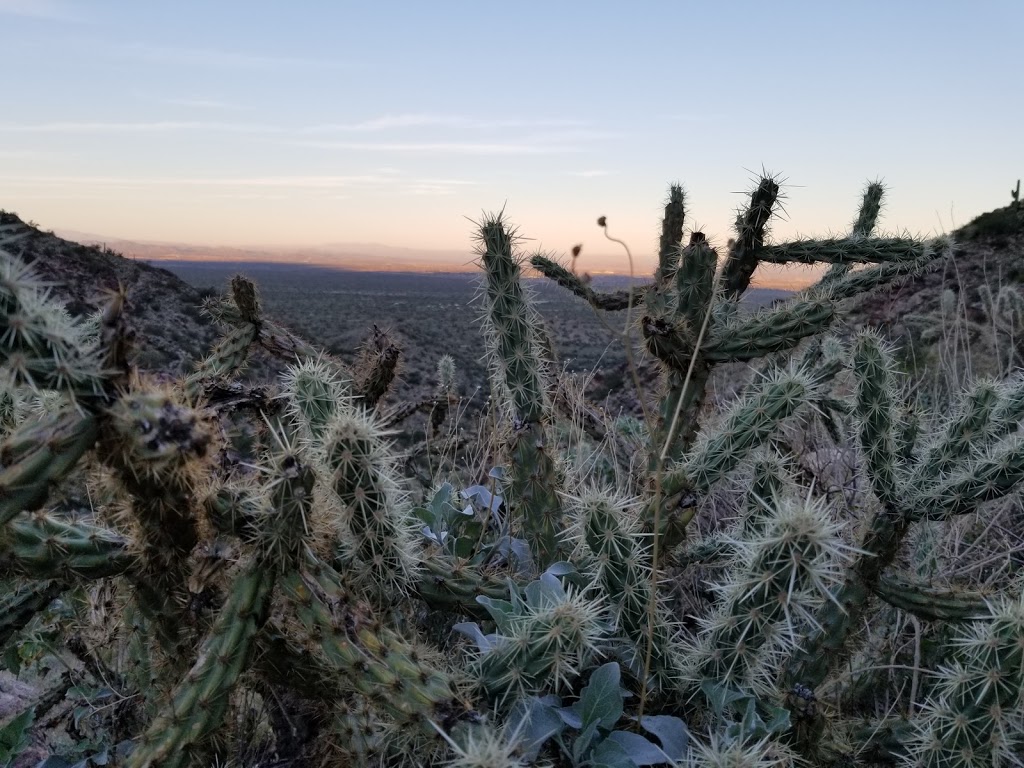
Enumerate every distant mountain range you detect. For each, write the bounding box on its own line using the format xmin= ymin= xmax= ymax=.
xmin=54 ymin=228 xmax=482 ymax=273
xmin=53 ymin=228 xmax=821 ymax=289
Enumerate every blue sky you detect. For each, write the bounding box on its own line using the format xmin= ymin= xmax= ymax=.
xmin=1 ymin=0 xmax=1021 ymax=275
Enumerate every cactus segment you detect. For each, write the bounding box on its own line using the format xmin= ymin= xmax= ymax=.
xmin=704 ymin=299 xmax=835 ymax=362
xmin=0 ymin=250 xmax=104 ymax=395
xmin=0 ymin=512 xmax=134 ymax=580
xmin=853 ymin=332 xmax=902 ymax=509
xmin=913 ymin=435 xmax=1024 ymax=520
xmin=569 ymin=488 xmax=683 ymax=691
xmin=903 ymin=590 xmax=1024 ymax=767
xmin=478 ymin=215 xmax=546 ymax=425
xmin=873 ymin=574 xmax=992 ymax=622
xmin=280 ymin=561 xmax=463 ymax=733
xmin=757 ymin=237 xmax=926 ymax=266
xmin=0 ymin=411 xmax=97 ymax=525
xmin=529 ymin=254 xmax=641 ymax=312
xmin=914 ymin=379 xmax=1001 ymax=482
xmin=851 ymin=181 xmax=885 ymax=238
xmin=418 ymin=557 xmax=512 ymax=620
xmin=687 ymin=492 xmax=846 ymax=696
xmin=721 ymin=175 xmax=781 ymax=299
xmin=467 ymin=572 xmax=609 ymax=704
xmin=322 ymin=403 xmax=422 ymax=598
xmin=279 ymin=356 xmax=351 ymax=440
xmin=683 ymin=365 xmax=819 ymax=493
xmin=126 ymin=563 xmax=274 ymax=768
xmin=184 ymin=321 xmax=258 ymax=398
xmin=354 ymin=324 xmax=401 ymax=407
xmin=674 ymin=234 xmax=717 ymax=329
xmin=658 ymin=184 xmax=687 ymax=283
xmin=478 ymin=214 xmax=563 ymax=566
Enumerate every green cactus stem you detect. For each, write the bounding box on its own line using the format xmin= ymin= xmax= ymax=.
xmin=0 ymin=511 xmax=135 ymax=580
xmin=280 ymin=559 xmax=466 ymax=734
xmin=126 ymin=562 xmax=275 ymax=768
xmin=478 ymin=214 xmax=564 ymax=566
xmin=0 ymin=578 xmax=64 ymax=647
xmin=0 ymin=411 xmax=97 ymax=525
xmin=720 ymin=174 xmax=780 ymax=299
xmin=571 ymin=487 xmax=683 ymax=692
xmin=354 ymin=324 xmax=401 ymax=408
xmin=530 ymin=254 xmax=642 ymax=312
xmin=872 ymin=573 xmax=992 ymax=622
xmin=657 ymin=183 xmax=687 ymax=283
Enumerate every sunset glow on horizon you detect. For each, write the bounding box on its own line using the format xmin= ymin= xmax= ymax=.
xmin=2 ymin=1 xmax=1021 ymax=280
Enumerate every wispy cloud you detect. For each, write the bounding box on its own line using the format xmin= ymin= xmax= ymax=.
xmin=301 ymin=114 xmax=588 ymax=133
xmin=0 ymin=0 xmax=80 ymax=21
xmin=0 ymin=121 xmax=279 ymax=134
xmin=294 ymin=140 xmax=590 ymax=155
xmin=5 ymin=174 xmax=478 ymax=191
xmin=117 ymin=42 xmax=348 ymax=71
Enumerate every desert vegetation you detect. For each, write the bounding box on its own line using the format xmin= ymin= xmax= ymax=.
xmin=1 ymin=174 xmax=1024 ymax=768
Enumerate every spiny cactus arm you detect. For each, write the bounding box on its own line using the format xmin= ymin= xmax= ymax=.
xmin=913 ymin=379 xmax=1001 ymax=483
xmin=469 ymin=573 xmax=610 ymax=702
xmin=570 ymin=488 xmax=683 ymax=692
xmin=684 ymin=493 xmax=847 ymax=697
xmin=279 ymin=356 xmax=351 ymax=439
xmin=250 ymin=319 xmax=319 ymax=361
xmin=784 ymin=335 xmax=912 ymax=700
xmin=912 ymin=435 xmax=1024 ymax=520
xmin=479 ymin=215 xmax=547 ymax=424
xmin=126 ymin=562 xmax=275 ymax=768
xmin=720 ymin=175 xmax=781 ymax=299
xmin=0 ymin=411 xmax=97 ymax=525
xmin=183 ymin=322 xmax=258 ymax=400
xmin=743 ymin=452 xmax=794 ymax=536
xmin=756 ymin=237 xmax=928 ymax=266
xmin=851 ymin=180 xmax=885 ymax=238
xmin=0 ymin=252 xmax=106 ymax=396
xmin=478 ymin=214 xmax=564 ymax=565
xmin=808 ymin=235 xmax=954 ymax=301
xmin=322 ymin=404 xmax=422 ymax=598
xmin=990 ymin=370 xmax=1024 ymax=437
xmin=280 ymin=559 xmax=465 ymax=733
xmin=354 ymin=324 xmax=401 ymax=408
xmin=417 ymin=557 xmax=512 ymax=620
xmin=683 ymin=366 xmax=821 ymax=493
xmin=0 ymin=512 xmax=135 ymax=580
xmin=0 ymin=579 xmax=64 ymax=647
xmin=653 ymin=363 xmax=712 ymax=465
xmin=703 ymin=298 xmax=835 ymax=362
xmin=872 ymin=573 xmax=993 ymax=621
xmin=97 ymin=388 xmax=212 ymax=653
xmin=657 ymin=183 xmax=687 ymax=283
xmin=902 ymin=592 xmax=1024 ymax=768
xmin=674 ymin=233 xmax=717 ymax=329
xmin=854 ymin=332 xmax=903 ymax=509
xmin=529 ymin=254 xmax=645 ymax=311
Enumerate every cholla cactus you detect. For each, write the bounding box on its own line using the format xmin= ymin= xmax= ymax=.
xmin=3 ymin=172 xmax=1024 ymax=768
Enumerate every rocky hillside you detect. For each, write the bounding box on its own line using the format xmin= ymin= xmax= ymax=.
xmin=838 ymin=203 xmax=1024 ymax=382
xmin=0 ymin=211 xmax=219 ymax=374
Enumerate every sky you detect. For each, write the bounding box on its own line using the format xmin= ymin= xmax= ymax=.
xmin=1 ymin=0 xmax=1022 ymax=276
